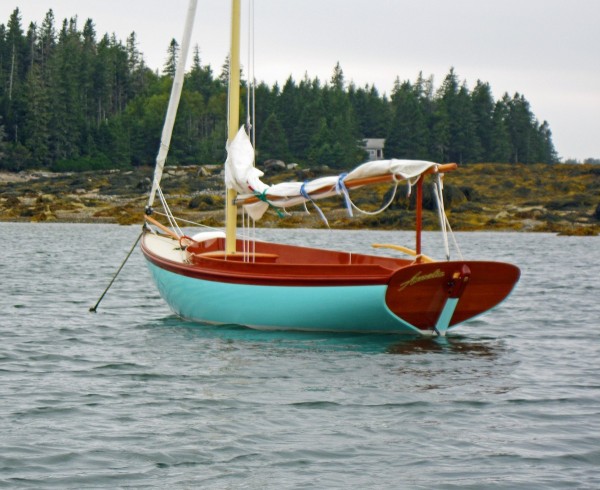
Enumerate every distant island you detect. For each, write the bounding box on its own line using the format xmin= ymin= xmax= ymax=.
xmin=1 ymin=8 xmax=598 ymax=236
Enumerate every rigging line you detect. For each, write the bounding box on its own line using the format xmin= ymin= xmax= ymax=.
xmin=246 ymin=0 xmax=252 ymax=130
xmin=244 ymin=0 xmax=256 ymax=147
xmin=239 ymin=207 xmax=257 ymax=260
xmin=157 ymin=185 xmax=183 ymax=237
xmin=89 ymin=229 xmax=143 ymax=313
xmin=433 ymin=173 xmax=450 ymax=260
xmin=252 ymin=216 xmax=256 ymax=260
xmin=242 ymin=207 xmax=250 ymax=261
xmin=345 ymin=178 xmax=401 ymax=216
xmin=151 ymin=211 xmax=222 ymax=232
xmin=251 ymin=0 xmax=256 ymax=148
xmin=445 ymin=214 xmax=464 ymax=260
xmin=241 ymin=206 xmax=245 ymax=258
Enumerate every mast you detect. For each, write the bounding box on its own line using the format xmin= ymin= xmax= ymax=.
xmin=225 ymin=0 xmax=242 ymax=254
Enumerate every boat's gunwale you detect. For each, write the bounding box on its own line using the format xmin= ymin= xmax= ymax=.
xmin=141 ymin=231 xmax=401 ymax=287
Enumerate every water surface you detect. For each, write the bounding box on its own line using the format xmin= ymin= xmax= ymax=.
xmin=1 ymin=223 xmax=599 ymax=488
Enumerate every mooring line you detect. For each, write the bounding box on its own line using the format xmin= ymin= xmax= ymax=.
xmin=89 ymin=229 xmax=143 ymax=313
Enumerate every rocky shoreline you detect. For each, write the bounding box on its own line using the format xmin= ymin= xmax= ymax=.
xmin=1 ymin=163 xmax=599 ymax=236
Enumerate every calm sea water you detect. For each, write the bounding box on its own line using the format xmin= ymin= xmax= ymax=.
xmin=1 ymin=222 xmax=599 ymax=489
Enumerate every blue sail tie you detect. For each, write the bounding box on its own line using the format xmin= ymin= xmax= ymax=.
xmin=336 ymin=173 xmax=353 ymax=217
xmin=301 ymin=181 xmax=329 ymax=227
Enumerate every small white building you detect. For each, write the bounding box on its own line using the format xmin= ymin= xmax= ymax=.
xmin=364 ymin=138 xmax=385 ymax=161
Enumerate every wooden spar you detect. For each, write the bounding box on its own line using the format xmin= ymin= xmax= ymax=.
xmin=416 ymin=176 xmax=423 ymax=255
xmin=225 ymin=0 xmax=242 ymax=255
xmin=235 ymin=162 xmax=458 ymax=206
xmin=371 ymin=243 xmax=434 ymax=263
xmin=145 ymin=215 xmax=180 ymax=240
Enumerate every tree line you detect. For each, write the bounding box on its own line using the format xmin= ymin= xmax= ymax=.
xmin=0 ymin=8 xmax=558 ymax=172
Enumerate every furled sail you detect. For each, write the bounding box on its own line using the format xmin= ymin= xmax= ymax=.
xmin=224 ymin=126 xmax=438 ymax=220
xmin=224 ymin=126 xmax=268 ymax=196
xmin=147 ymin=0 xmax=198 ymax=208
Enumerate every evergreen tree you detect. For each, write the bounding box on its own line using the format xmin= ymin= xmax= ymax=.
xmin=253 ymin=81 xmax=277 ymax=138
xmin=3 ymin=8 xmax=29 ymax=145
xmin=471 ymin=80 xmax=495 ymax=161
xmin=163 ymin=38 xmax=179 ymax=77
xmin=386 ymin=80 xmax=428 ymax=159
xmin=430 ymin=104 xmax=450 ymax=162
xmin=0 ymin=115 xmax=7 ymax=165
xmin=169 ymin=89 xmax=205 ymax=164
xmin=6 ymin=8 xmax=27 ymax=100
xmin=537 ymin=120 xmax=558 ymax=163
xmin=277 ymin=76 xmax=299 ymax=150
xmin=308 ymin=117 xmax=334 ymax=165
xmin=126 ymin=31 xmax=140 ymax=74
xmin=350 ymin=84 xmax=390 ymax=138
xmin=506 ymin=93 xmax=535 ymax=163
xmin=80 ymin=19 xmax=97 ymax=126
xmin=436 ymin=68 xmax=481 ymax=163
xmin=330 ymin=61 xmax=344 ymax=91
xmin=489 ymin=99 xmax=511 ymax=162
xmin=294 ymin=97 xmax=326 ymax=162
xmin=258 ymin=112 xmax=290 ymax=161
xmin=38 ymin=10 xmax=56 ymax=76
xmin=453 ymin=83 xmax=482 ymax=163
xmin=23 ymin=62 xmax=51 ymax=165
xmin=126 ymin=31 xmax=145 ymax=97
xmin=187 ymin=45 xmax=218 ymax=102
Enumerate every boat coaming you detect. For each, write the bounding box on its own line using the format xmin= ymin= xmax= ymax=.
xmin=141 ymin=231 xmax=520 ymax=335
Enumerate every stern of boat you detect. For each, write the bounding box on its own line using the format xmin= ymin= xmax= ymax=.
xmin=385 ymin=261 xmax=520 ymax=335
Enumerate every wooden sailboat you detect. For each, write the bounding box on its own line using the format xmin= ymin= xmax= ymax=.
xmin=140 ymin=0 xmax=520 ymax=336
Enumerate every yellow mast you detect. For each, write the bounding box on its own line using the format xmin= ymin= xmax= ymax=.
xmin=225 ymin=0 xmax=242 ymax=255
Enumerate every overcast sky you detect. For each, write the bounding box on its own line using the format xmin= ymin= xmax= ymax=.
xmin=2 ymin=0 xmax=599 ymax=160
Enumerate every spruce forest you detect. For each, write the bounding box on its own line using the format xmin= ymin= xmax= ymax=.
xmin=0 ymin=8 xmax=559 ymax=173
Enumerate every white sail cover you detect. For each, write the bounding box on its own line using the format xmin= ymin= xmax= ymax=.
xmin=224 ymin=126 xmax=438 ymax=220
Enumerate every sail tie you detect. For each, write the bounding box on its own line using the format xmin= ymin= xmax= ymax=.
xmin=336 ymin=173 xmax=353 ymax=217
xmin=300 ymin=181 xmax=330 ymax=227
xmin=254 ymin=189 xmax=284 ymax=218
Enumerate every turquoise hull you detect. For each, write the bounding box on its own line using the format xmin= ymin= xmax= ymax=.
xmin=146 ymin=260 xmax=421 ymax=334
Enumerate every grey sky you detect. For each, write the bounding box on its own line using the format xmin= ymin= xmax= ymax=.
xmin=2 ymin=0 xmax=599 ymax=160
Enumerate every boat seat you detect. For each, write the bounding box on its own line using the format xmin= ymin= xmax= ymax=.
xmin=195 ymin=251 xmax=279 ymax=263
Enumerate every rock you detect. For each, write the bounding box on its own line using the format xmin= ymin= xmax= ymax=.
xmin=164 ymin=168 xmax=187 ymax=177
xmin=36 ymin=194 xmax=55 ymax=204
xmin=287 ymin=163 xmax=299 ymax=170
xmin=594 ymin=203 xmax=600 ymax=221
xmin=296 ymin=168 xmax=315 ymax=179
xmin=263 ymin=159 xmax=287 ymax=171
xmin=136 ymin=177 xmax=152 ymax=191
xmin=198 ymin=166 xmax=212 ymax=177
xmin=3 ymin=195 xmax=20 ymax=208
